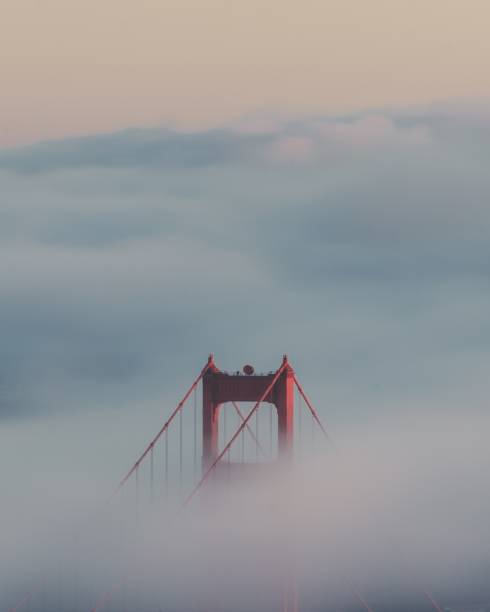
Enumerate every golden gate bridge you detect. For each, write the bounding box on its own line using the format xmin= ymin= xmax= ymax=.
xmin=8 ymin=355 xmax=445 ymax=612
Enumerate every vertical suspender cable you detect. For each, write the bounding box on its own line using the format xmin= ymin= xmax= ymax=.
xmin=298 ymin=386 xmax=302 ymax=456
xmin=269 ymin=403 xmax=273 ymax=459
xmin=223 ymin=402 xmax=227 ymax=451
xmin=135 ymin=465 xmax=139 ymax=524
xmin=164 ymin=430 xmax=168 ymax=499
xmin=150 ymin=445 xmax=154 ymax=504
xmin=193 ymin=386 xmax=197 ymax=483
xmin=255 ymin=407 xmax=259 ymax=462
xmin=179 ymin=406 xmax=183 ymax=493
xmin=227 ymin=446 xmax=231 ymax=483
xmin=312 ymin=405 xmax=316 ymax=458
xmin=234 ymin=405 xmax=238 ymax=463
xmin=241 ymin=423 xmax=245 ymax=463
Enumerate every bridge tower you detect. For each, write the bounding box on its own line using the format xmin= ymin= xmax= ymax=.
xmin=202 ymin=354 xmax=295 ymax=470
xmin=201 ymin=354 xmax=298 ymax=612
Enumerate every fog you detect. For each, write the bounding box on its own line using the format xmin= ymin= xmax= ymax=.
xmin=3 ymin=410 xmax=490 ymax=612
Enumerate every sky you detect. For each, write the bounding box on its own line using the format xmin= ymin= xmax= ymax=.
xmin=2 ymin=0 xmax=490 ymax=146
xmin=2 ymin=2 xmax=490 ymax=609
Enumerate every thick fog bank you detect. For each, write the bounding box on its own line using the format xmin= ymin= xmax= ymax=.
xmin=3 ymin=412 xmax=490 ymax=611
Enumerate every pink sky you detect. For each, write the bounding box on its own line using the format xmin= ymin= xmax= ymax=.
xmin=1 ymin=0 xmax=490 ymax=146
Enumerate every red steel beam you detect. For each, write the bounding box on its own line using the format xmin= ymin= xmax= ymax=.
xmin=210 ymin=360 xmax=264 ymax=455
xmin=182 ymin=361 xmax=288 ymax=507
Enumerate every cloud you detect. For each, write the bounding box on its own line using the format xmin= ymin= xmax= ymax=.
xmin=264 ymin=136 xmax=315 ymax=163
xmin=3 ymin=413 xmax=490 ymax=611
xmin=0 ymin=102 xmax=489 ymax=429
xmin=0 ymin=128 xmax=255 ymax=174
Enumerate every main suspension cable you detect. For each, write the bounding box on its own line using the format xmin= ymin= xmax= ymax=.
xmin=293 ymin=375 xmax=334 ymax=447
xmin=112 ymin=360 xmax=212 ymax=497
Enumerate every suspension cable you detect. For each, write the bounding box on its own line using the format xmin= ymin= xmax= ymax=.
xmin=352 ymin=589 xmax=375 ymax=612
xmin=423 ymin=589 xmax=445 ymax=612
xmin=293 ymin=375 xmax=334 ymax=446
xmin=112 ymin=360 xmax=212 ymax=496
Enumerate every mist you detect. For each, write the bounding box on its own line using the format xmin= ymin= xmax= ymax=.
xmin=3 ymin=410 xmax=490 ymax=612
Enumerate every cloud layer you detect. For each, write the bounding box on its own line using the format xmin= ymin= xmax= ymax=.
xmin=3 ymin=413 xmax=490 ymax=611
xmin=1 ymin=104 xmax=490 ymax=424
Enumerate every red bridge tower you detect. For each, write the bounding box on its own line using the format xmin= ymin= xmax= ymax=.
xmin=202 ymin=354 xmax=295 ymax=469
